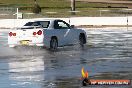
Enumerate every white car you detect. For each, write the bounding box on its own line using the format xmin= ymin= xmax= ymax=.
xmin=8 ymin=19 xmax=87 ymax=50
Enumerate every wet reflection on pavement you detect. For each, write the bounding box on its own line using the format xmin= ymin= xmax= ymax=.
xmin=0 ymin=28 xmax=132 ymax=88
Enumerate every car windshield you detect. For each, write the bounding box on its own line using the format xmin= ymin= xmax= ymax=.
xmin=24 ymin=21 xmax=50 ymax=28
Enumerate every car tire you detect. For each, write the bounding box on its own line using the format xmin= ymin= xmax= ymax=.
xmin=50 ymin=37 xmax=58 ymax=51
xmin=79 ymin=35 xmax=85 ymax=47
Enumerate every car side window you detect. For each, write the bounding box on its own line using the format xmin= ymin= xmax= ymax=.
xmin=32 ymin=22 xmax=39 ymax=26
xmin=54 ymin=20 xmax=70 ymax=29
xmin=39 ymin=21 xmax=50 ymax=28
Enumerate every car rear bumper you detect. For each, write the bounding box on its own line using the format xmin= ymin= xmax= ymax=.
xmin=8 ymin=43 xmax=45 ymax=48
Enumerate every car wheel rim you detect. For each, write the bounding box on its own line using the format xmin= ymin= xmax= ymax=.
xmin=79 ymin=36 xmax=84 ymax=47
xmin=51 ymin=39 xmax=57 ymax=50
xmin=52 ymin=39 xmax=57 ymax=49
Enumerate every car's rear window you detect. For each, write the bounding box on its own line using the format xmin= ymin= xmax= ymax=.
xmin=24 ymin=21 xmax=50 ymax=28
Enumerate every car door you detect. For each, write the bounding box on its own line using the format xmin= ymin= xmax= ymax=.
xmin=54 ymin=20 xmax=71 ymax=46
xmin=62 ymin=21 xmax=79 ymax=45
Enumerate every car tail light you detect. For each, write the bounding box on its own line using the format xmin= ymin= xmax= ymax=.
xmin=33 ymin=30 xmax=42 ymax=36
xmin=33 ymin=32 xmax=37 ymax=36
xmin=9 ymin=32 xmax=13 ymax=36
xmin=37 ymin=30 xmax=42 ymax=35
xmin=9 ymin=32 xmax=16 ymax=37
xmin=13 ymin=33 xmax=16 ymax=36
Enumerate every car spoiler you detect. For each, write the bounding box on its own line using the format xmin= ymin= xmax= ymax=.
xmin=15 ymin=26 xmax=41 ymax=30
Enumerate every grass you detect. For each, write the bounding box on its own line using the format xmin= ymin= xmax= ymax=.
xmin=0 ymin=0 xmax=130 ymax=18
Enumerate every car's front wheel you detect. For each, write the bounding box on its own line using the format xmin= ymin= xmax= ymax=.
xmin=50 ymin=37 xmax=58 ymax=51
xmin=79 ymin=34 xmax=86 ymax=47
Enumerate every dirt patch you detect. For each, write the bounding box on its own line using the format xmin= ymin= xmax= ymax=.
xmin=77 ymin=0 xmax=132 ymax=4
xmin=76 ymin=0 xmax=132 ymax=8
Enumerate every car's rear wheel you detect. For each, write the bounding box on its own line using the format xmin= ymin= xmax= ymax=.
xmin=50 ymin=37 xmax=58 ymax=51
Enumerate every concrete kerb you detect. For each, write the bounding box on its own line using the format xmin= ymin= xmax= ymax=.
xmin=0 ymin=17 xmax=132 ymax=29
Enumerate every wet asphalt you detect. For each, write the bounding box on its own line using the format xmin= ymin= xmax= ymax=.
xmin=0 ymin=28 xmax=132 ymax=88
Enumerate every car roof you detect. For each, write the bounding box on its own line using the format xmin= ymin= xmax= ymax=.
xmin=24 ymin=18 xmax=69 ymax=29
xmin=25 ymin=19 xmax=59 ymax=29
xmin=33 ymin=18 xmax=60 ymax=22
xmin=29 ymin=19 xmax=64 ymax=29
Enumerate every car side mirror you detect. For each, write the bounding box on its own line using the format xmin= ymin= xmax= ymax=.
xmin=70 ymin=25 xmax=75 ymax=28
